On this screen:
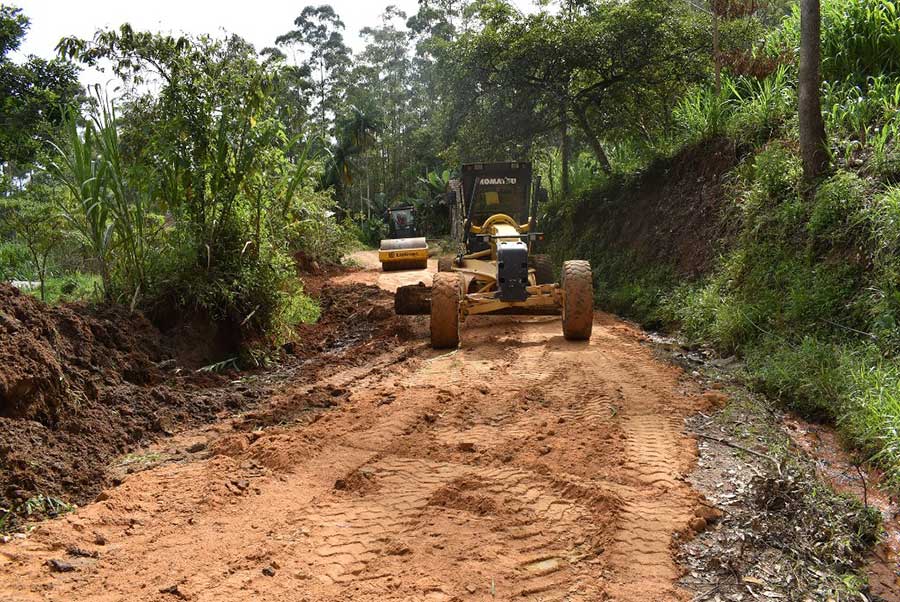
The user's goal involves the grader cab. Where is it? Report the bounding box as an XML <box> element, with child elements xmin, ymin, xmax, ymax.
<box><xmin>396</xmin><ymin>161</ymin><xmax>594</xmax><ymax>349</ymax></box>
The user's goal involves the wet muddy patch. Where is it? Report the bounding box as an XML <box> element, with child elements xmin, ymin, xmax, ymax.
<box><xmin>784</xmin><ymin>416</ymin><xmax>900</xmax><ymax>596</ymax></box>
<box><xmin>644</xmin><ymin>331</ymin><xmax>895</xmax><ymax>598</ymax></box>
<box><xmin>680</xmin><ymin>393</ymin><xmax>886</xmax><ymax>601</ymax></box>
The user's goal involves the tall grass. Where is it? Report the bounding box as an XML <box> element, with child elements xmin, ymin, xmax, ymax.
<box><xmin>727</xmin><ymin>65</ymin><xmax>795</xmax><ymax>141</ymax></box>
<box><xmin>49</xmin><ymin>112</ymin><xmax>115</xmax><ymax>299</ymax></box>
<box><xmin>674</xmin><ymin>85</ymin><xmax>733</xmax><ymax>141</ymax></box>
<box><xmin>674</xmin><ymin>67</ymin><xmax>795</xmax><ymax>146</ymax></box>
<box><xmin>772</xmin><ymin>0</ymin><xmax>900</xmax><ymax>81</ymax></box>
<box><xmin>49</xmin><ymin>91</ymin><xmax>153</xmax><ymax>302</ymax></box>
<box><xmin>821</xmin><ymin>0</ymin><xmax>900</xmax><ymax>82</ymax></box>
<box><xmin>843</xmin><ymin>360</ymin><xmax>900</xmax><ymax>481</ymax></box>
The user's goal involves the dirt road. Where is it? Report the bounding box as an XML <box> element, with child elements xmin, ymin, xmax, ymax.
<box><xmin>1</xmin><ymin>253</ymin><xmax>715</xmax><ymax>601</ymax></box>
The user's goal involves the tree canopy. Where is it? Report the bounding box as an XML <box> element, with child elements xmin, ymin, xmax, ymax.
<box><xmin>0</xmin><ymin>5</ymin><xmax>79</xmax><ymax>172</ymax></box>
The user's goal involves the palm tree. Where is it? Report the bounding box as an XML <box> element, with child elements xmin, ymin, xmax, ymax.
<box><xmin>324</xmin><ymin>105</ymin><xmax>381</xmax><ymax>215</ymax></box>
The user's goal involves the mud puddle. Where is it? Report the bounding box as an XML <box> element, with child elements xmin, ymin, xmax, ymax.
<box><xmin>785</xmin><ymin>416</ymin><xmax>900</xmax><ymax>595</ymax></box>
<box><xmin>645</xmin><ymin>331</ymin><xmax>896</xmax><ymax>598</ymax></box>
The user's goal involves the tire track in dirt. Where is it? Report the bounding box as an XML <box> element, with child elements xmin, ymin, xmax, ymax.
<box><xmin>0</xmin><ymin>261</ymin><xmax>714</xmax><ymax>602</ymax></box>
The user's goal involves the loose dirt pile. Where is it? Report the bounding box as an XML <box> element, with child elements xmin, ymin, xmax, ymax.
<box><xmin>291</xmin><ymin>283</ymin><xmax>415</xmax><ymax>358</ymax></box>
<box><xmin>0</xmin><ymin>284</ymin><xmax>235</xmax><ymax>519</ymax></box>
<box><xmin>0</xmin><ymin>279</ymin><xmax>412</xmax><ymax>526</ymax></box>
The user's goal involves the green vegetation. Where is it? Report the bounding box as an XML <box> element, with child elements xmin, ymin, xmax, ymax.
<box><xmin>0</xmin><ymin>494</ymin><xmax>74</xmax><ymax>532</ymax></box>
<box><xmin>0</xmin><ymin>0</ymin><xmax>720</xmax><ymax>341</ymax></box>
<box><xmin>544</xmin><ymin>0</ymin><xmax>900</xmax><ymax>488</ymax></box>
<box><xmin>1</xmin><ymin>6</ymin><xmax>356</xmax><ymax>351</ymax></box>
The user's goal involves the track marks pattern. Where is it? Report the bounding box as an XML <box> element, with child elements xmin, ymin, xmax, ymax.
<box><xmin>297</xmin><ymin>457</ymin><xmax>611</xmax><ymax>600</ymax></box>
<box><xmin>0</xmin><ymin>306</ymin><xmax>709</xmax><ymax>602</ymax></box>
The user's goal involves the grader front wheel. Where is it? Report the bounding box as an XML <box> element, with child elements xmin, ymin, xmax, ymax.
<box><xmin>430</xmin><ymin>272</ymin><xmax>463</xmax><ymax>349</ymax></box>
<box><xmin>562</xmin><ymin>260</ymin><xmax>594</xmax><ymax>341</ymax></box>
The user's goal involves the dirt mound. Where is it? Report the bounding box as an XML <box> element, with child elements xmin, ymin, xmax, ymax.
<box><xmin>290</xmin><ymin>283</ymin><xmax>414</xmax><ymax>357</ymax></box>
<box><xmin>0</xmin><ymin>285</ymin><xmax>163</xmax><ymax>423</ymax></box>
<box><xmin>0</xmin><ymin>281</ymin><xmax>416</xmax><ymax>527</ymax></box>
<box><xmin>427</xmin><ymin>476</ymin><xmax>499</xmax><ymax>516</ymax></box>
<box><xmin>0</xmin><ymin>284</ymin><xmax>222</xmax><ymax>518</ymax></box>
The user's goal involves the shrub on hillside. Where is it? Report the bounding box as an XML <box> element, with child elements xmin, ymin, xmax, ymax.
<box><xmin>807</xmin><ymin>171</ymin><xmax>869</xmax><ymax>244</ymax></box>
<box><xmin>0</xmin><ymin>242</ymin><xmax>31</xmax><ymax>281</ymax></box>
<box><xmin>773</xmin><ymin>0</ymin><xmax>900</xmax><ymax>82</ymax></box>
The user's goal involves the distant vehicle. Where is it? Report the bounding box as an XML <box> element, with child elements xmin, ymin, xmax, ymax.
<box><xmin>378</xmin><ymin>205</ymin><xmax>429</xmax><ymax>271</ymax></box>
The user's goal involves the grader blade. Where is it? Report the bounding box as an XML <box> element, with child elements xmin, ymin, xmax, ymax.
<box><xmin>394</xmin><ymin>283</ymin><xmax>431</xmax><ymax>315</ymax></box>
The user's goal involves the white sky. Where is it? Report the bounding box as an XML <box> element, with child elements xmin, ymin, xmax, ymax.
<box><xmin>16</xmin><ymin>0</ymin><xmax>535</xmax><ymax>60</ymax></box>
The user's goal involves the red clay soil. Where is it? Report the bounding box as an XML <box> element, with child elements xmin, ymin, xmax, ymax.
<box><xmin>0</xmin><ymin>255</ymin><xmax>720</xmax><ymax>602</ymax></box>
<box><xmin>0</xmin><ymin>283</ymin><xmax>187</xmax><ymax>516</ymax></box>
<box><xmin>0</xmin><ymin>280</ymin><xmax>406</xmax><ymax>527</ymax></box>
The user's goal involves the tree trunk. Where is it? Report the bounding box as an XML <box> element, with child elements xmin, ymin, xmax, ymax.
<box><xmin>573</xmin><ymin>104</ymin><xmax>613</xmax><ymax>174</ymax></box>
<box><xmin>560</xmin><ymin>105</ymin><xmax>571</xmax><ymax>196</ymax></box>
<box><xmin>799</xmin><ymin>0</ymin><xmax>829</xmax><ymax>184</ymax></box>
<box><xmin>28</xmin><ymin>247</ymin><xmax>45</xmax><ymax>302</ymax></box>
<box><xmin>548</xmin><ymin>153</ymin><xmax>556</xmax><ymax>199</ymax></box>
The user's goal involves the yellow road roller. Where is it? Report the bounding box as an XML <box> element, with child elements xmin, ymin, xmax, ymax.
<box><xmin>379</xmin><ymin>205</ymin><xmax>429</xmax><ymax>271</ymax></box>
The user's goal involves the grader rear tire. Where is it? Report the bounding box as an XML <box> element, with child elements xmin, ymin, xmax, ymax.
<box><xmin>562</xmin><ymin>260</ymin><xmax>594</xmax><ymax>341</ymax></box>
<box><xmin>529</xmin><ymin>253</ymin><xmax>554</xmax><ymax>285</ymax></box>
<box><xmin>431</xmin><ymin>272</ymin><xmax>463</xmax><ymax>349</ymax></box>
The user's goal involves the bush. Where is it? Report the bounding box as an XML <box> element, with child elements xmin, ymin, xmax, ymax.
<box><xmin>857</xmin><ymin>186</ymin><xmax>900</xmax><ymax>354</ymax></box>
<box><xmin>747</xmin><ymin>337</ymin><xmax>900</xmax><ymax>486</ymax></box>
<box><xmin>808</xmin><ymin>171</ymin><xmax>868</xmax><ymax>244</ymax></box>
<box><xmin>0</xmin><ymin>242</ymin><xmax>31</xmax><ymax>280</ymax></box>
<box><xmin>278</xmin><ymin>185</ymin><xmax>355</xmax><ymax>264</ymax></box>
<box><xmin>144</xmin><ymin>214</ymin><xmax>319</xmax><ymax>350</ymax></box>
<box><xmin>665</xmin><ymin>279</ymin><xmax>748</xmax><ymax>352</ymax></box>
<box><xmin>750</xmin><ymin>142</ymin><xmax>802</xmax><ymax>202</ymax></box>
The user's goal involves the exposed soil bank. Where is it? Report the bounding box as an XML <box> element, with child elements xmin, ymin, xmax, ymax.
<box><xmin>0</xmin><ymin>278</ymin><xmax>406</xmax><ymax>526</ymax></box>
<box><xmin>549</xmin><ymin>137</ymin><xmax>740</xmax><ymax>280</ymax></box>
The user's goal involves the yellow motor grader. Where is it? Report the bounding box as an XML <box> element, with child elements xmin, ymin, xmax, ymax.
<box><xmin>396</xmin><ymin>162</ymin><xmax>594</xmax><ymax>348</ymax></box>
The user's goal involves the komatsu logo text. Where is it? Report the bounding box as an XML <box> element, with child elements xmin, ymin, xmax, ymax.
<box><xmin>480</xmin><ymin>177</ymin><xmax>517</xmax><ymax>185</ymax></box>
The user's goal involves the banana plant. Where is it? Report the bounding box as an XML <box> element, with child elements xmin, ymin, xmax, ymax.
<box><xmin>418</xmin><ymin>169</ymin><xmax>451</xmax><ymax>197</ymax></box>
